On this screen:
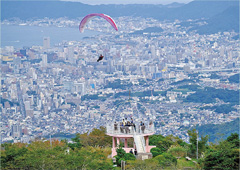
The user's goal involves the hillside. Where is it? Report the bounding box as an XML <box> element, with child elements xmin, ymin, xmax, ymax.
<box><xmin>164</xmin><ymin>0</ymin><xmax>239</xmax><ymax>20</ymax></box>
<box><xmin>192</xmin><ymin>6</ymin><xmax>239</xmax><ymax>34</ymax></box>
<box><xmin>1</xmin><ymin>127</ymin><xmax>239</xmax><ymax>169</ymax></box>
<box><xmin>197</xmin><ymin>118</ymin><xmax>239</xmax><ymax>142</ymax></box>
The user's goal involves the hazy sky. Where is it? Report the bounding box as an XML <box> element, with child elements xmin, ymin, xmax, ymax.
<box><xmin>63</xmin><ymin>0</ymin><xmax>193</xmax><ymax>5</ymax></box>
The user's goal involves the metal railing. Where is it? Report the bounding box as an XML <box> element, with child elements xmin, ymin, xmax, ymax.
<box><xmin>106</xmin><ymin>122</ymin><xmax>155</xmax><ymax>135</ymax></box>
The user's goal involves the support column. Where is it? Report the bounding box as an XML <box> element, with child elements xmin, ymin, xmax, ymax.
<box><xmin>112</xmin><ymin>137</ymin><xmax>117</xmax><ymax>157</ymax></box>
<box><xmin>112</xmin><ymin>137</ymin><xmax>115</xmax><ymax>148</ymax></box>
<box><xmin>124</xmin><ymin>138</ymin><xmax>128</xmax><ymax>148</ymax></box>
<box><xmin>146</xmin><ymin>136</ymin><xmax>149</xmax><ymax>152</ymax></box>
<box><xmin>117</xmin><ymin>137</ymin><xmax>120</xmax><ymax>146</ymax></box>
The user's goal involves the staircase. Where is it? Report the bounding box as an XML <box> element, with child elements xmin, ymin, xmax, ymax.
<box><xmin>134</xmin><ymin>135</ymin><xmax>145</xmax><ymax>153</ymax></box>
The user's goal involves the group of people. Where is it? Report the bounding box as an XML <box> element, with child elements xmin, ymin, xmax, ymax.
<box><xmin>129</xmin><ymin>148</ymin><xmax>137</xmax><ymax>156</ymax></box>
<box><xmin>113</xmin><ymin>118</ymin><xmax>146</xmax><ymax>134</ymax></box>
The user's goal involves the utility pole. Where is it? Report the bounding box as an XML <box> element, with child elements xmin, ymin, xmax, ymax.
<box><xmin>121</xmin><ymin>160</ymin><xmax>125</xmax><ymax>170</ymax></box>
<box><xmin>196</xmin><ymin>130</ymin><xmax>198</xmax><ymax>160</ymax></box>
<box><xmin>50</xmin><ymin>135</ymin><xmax>52</xmax><ymax>148</ymax></box>
<box><xmin>129</xmin><ymin>89</ymin><xmax>131</xmax><ymax>101</ymax></box>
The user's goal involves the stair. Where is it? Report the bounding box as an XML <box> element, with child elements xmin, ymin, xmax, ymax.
<box><xmin>134</xmin><ymin>135</ymin><xmax>145</xmax><ymax>153</ymax></box>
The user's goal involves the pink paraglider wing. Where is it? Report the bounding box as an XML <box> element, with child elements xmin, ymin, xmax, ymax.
<box><xmin>79</xmin><ymin>13</ymin><xmax>118</xmax><ymax>33</ymax></box>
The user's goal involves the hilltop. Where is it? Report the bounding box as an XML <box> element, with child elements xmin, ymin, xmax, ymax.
<box><xmin>1</xmin><ymin>127</ymin><xmax>239</xmax><ymax>169</ymax></box>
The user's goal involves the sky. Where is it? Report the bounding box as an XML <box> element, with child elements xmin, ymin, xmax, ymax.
<box><xmin>63</xmin><ymin>0</ymin><xmax>193</xmax><ymax>5</ymax></box>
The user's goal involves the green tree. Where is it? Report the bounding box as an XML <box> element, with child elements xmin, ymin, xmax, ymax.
<box><xmin>168</xmin><ymin>146</ymin><xmax>187</xmax><ymax>158</ymax></box>
<box><xmin>1</xmin><ymin>143</ymin><xmax>28</xmax><ymax>169</ymax></box>
<box><xmin>14</xmin><ymin>140</ymin><xmax>68</xmax><ymax>169</ymax></box>
<box><xmin>114</xmin><ymin>147</ymin><xmax>126</xmax><ymax>166</ymax></box>
<box><xmin>150</xmin><ymin>147</ymin><xmax>163</xmax><ymax>157</ymax></box>
<box><xmin>80</xmin><ymin>126</ymin><xmax>112</xmax><ymax>147</ymax></box>
<box><xmin>123</xmin><ymin>153</ymin><xmax>136</xmax><ymax>161</ymax></box>
<box><xmin>149</xmin><ymin>134</ymin><xmax>165</xmax><ymax>146</ymax></box>
<box><xmin>68</xmin><ymin>133</ymin><xmax>82</xmax><ymax>150</ymax></box>
<box><xmin>188</xmin><ymin>129</ymin><xmax>208</xmax><ymax>158</ymax></box>
<box><xmin>226</xmin><ymin>133</ymin><xmax>240</xmax><ymax>149</ymax></box>
<box><xmin>1</xmin><ymin>128</ymin><xmax>114</xmax><ymax>170</ymax></box>
<box><xmin>154</xmin><ymin>153</ymin><xmax>177</xmax><ymax>168</ymax></box>
<box><xmin>126</xmin><ymin>159</ymin><xmax>160</xmax><ymax>170</ymax></box>
<box><xmin>204</xmin><ymin>141</ymin><xmax>239</xmax><ymax>170</ymax></box>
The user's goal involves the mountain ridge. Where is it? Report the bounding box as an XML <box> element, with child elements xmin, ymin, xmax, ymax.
<box><xmin>1</xmin><ymin>0</ymin><xmax>239</xmax><ymax>34</ymax></box>
<box><xmin>2</xmin><ymin>0</ymin><xmax>239</xmax><ymax>20</ymax></box>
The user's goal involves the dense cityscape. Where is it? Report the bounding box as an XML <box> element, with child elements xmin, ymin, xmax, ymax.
<box><xmin>1</xmin><ymin>16</ymin><xmax>239</xmax><ymax>144</ymax></box>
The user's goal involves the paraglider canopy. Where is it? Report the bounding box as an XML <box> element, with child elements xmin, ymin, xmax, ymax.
<box><xmin>79</xmin><ymin>13</ymin><xmax>118</xmax><ymax>33</ymax></box>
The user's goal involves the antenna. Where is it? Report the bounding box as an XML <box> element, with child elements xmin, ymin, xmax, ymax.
<box><xmin>129</xmin><ymin>89</ymin><xmax>131</xmax><ymax>101</ymax></box>
<box><xmin>50</xmin><ymin>135</ymin><xmax>52</xmax><ymax>148</ymax></box>
<box><xmin>197</xmin><ymin>130</ymin><xmax>198</xmax><ymax>160</ymax></box>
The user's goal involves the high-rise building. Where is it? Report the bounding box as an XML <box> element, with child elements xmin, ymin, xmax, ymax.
<box><xmin>151</xmin><ymin>45</ymin><xmax>156</xmax><ymax>58</ymax></box>
<box><xmin>74</xmin><ymin>82</ymin><xmax>85</xmax><ymax>95</ymax></box>
<box><xmin>42</xmin><ymin>54</ymin><xmax>48</xmax><ymax>67</ymax></box>
<box><xmin>43</xmin><ymin>37</ymin><xmax>50</xmax><ymax>49</ymax></box>
<box><xmin>11</xmin><ymin>124</ymin><xmax>22</xmax><ymax>138</ymax></box>
<box><xmin>20</xmin><ymin>49</ymin><xmax>27</xmax><ymax>56</ymax></box>
<box><xmin>63</xmin><ymin>81</ymin><xmax>74</xmax><ymax>92</ymax></box>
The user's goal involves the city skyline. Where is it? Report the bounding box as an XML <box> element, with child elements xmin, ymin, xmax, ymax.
<box><xmin>1</xmin><ymin>0</ymin><xmax>239</xmax><ymax>145</ymax></box>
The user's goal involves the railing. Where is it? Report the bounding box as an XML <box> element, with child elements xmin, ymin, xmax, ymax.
<box><xmin>106</xmin><ymin>122</ymin><xmax>155</xmax><ymax>135</ymax></box>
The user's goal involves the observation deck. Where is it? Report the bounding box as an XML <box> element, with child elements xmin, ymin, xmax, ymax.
<box><xmin>106</xmin><ymin>122</ymin><xmax>156</xmax><ymax>160</ymax></box>
<box><xmin>106</xmin><ymin>122</ymin><xmax>155</xmax><ymax>137</ymax></box>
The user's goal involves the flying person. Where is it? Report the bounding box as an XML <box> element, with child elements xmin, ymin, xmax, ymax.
<box><xmin>97</xmin><ymin>54</ymin><xmax>104</xmax><ymax>62</ymax></box>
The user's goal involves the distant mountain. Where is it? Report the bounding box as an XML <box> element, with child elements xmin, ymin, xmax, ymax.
<box><xmin>1</xmin><ymin>1</ymin><xmax>166</xmax><ymax>19</ymax></box>
<box><xmin>1</xmin><ymin>0</ymin><xmax>238</xmax><ymax>20</ymax></box>
<box><xmin>1</xmin><ymin>0</ymin><xmax>239</xmax><ymax>34</ymax></box>
<box><xmin>192</xmin><ymin>6</ymin><xmax>239</xmax><ymax>34</ymax></box>
<box><xmin>162</xmin><ymin>0</ymin><xmax>239</xmax><ymax>20</ymax></box>
<box><xmin>165</xmin><ymin>2</ymin><xmax>185</xmax><ymax>8</ymax></box>
<box><xmin>197</xmin><ymin>118</ymin><xmax>239</xmax><ymax>143</ymax></box>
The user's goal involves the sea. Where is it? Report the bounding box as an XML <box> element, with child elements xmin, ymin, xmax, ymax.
<box><xmin>1</xmin><ymin>24</ymin><xmax>105</xmax><ymax>48</ymax></box>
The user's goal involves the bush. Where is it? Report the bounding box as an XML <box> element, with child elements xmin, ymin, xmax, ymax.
<box><xmin>124</xmin><ymin>153</ymin><xmax>136</xmax><ymax>161</ymax></box>
<box><xmin>168</xmin><ymin>146</ymin><xmax>187</xmax><ymax>158</ymax></box>
<box><xmin>150</xmin><ymin>147</ymin><xmax>163</xmax><ymax>157</ymax></box>
<box><xmin>154</xmin><ymin>153</ymin><xmax>177</xmax><ymax>167</ymax></box>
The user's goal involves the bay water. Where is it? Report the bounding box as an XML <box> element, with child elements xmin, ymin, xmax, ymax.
<box><xmin>1</xmin><ymin>24</ymin><xmax>104</xmax><ymax>48</ymax></box>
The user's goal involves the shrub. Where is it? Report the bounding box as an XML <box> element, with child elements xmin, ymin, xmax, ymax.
<box><xmin>150</xmin><ymin>147</ymin><xmax>163</xmax><ymax>157</ymax></box>
<box><xmin>168</xmin><ymin>146</ymin><xmax>187</xmax><ymax>158</ymax></box>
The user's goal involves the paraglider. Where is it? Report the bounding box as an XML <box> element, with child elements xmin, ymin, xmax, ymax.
<box><xmin>97</xmin><ymin>54</ymin><xmax>104</xmax><ymax>62</ymax></box>
<box><xmin>79</xmin><ymin>13</ymin><xmax>118</xmax><ymax>33</ymax></box>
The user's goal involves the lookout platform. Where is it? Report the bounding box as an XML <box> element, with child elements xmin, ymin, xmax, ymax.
<box><xmin>106</xmin><ymin>122</ymin><xmax>156</xmax><ymax>160</ymax></box>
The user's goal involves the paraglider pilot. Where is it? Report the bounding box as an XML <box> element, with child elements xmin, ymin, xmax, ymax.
<box><xmin>97</xmin><ymin>54</ymin><xmax>104</xmax><ymax>62</ymax></box>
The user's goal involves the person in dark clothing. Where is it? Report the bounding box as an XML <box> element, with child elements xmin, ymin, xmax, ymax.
<box><xmin>120</xmin><ymin>122</ymin><xmax>124</xmax><ymax>133</ymax></box>
<box><xmin>125</xmin><ymin>126</ymin><xmax>129</xmax><ymax>134</ymax></box>
<box><xmin>130</xmin><ymin>149</ymin><xmax>133</xmax><ymax>154</ymax></box>
<box><xmin>134</xmin><ymin>148</ymin><xmax>137</xmax><ymax>156</ymax></box>
<box><xmin>133</xmin><ymin>123</ymin><xmax>136</xmax><ymax>132</ymax></box>
<box><xmin>131</xmin><ymin>118</ymin><xmax>134</xmax><ymax>124</ymax></box>
<box><xmin>97</xmin><ymin>54</ymin><xmax>104</xmax><ymax>62</ymax></box>
<box><xmin>114</xmin><ymin>122</ymin><xmax>118</xmax><ymax>131</ymax></box>
<box><xmin>141</xmin><ymin>123</ymin><xmax>145</xmax><ymax>133</ymax></box>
